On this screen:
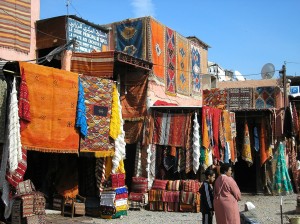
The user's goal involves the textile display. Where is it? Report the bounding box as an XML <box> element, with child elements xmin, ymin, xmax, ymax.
<box><xmin>0</xmin><ymin>0</ymin><xmax>31</xmax><ymax>53</ymax></box>
<box><xmin>272</xmin><ymin>142</ymin><xmax>293</xmax><ymax>195</ymax></box>
<box><xmin>180</xmin><ymin>191</ymin><xmax>197</xmax><ymax>205</ymax></box>
<box><xmin>76</xmin><ymin>78</ymin><xmax>87</xmax><ymax>137</ymax></box>
<box><xmin>177</xmin><ymin>148</ymin><xmax>186</xmax><ymax>173</ymax></box>
<box><xmin>131</xmin><ymin>177</ymin><xmax>148</xmax><ymax>193</ymax></box>
<box><xmin>202</xmin><ymin>106</ymin><xmax>211</xmax><ymax>150</ymax></box>
<box><xmin>190</xmin><ymin>44</ymin><xmax>201</xmax><ymax>97</ymax></box>
<box><xmin>242</xmin><ymin>122</ymin><xmax>253</xmax><ymax>167</ymax></box>
<box><xmin>115</xmin><ymin>198</ymin><xmax>128</xmax><ymax>207</ymax></box>
<box><xmin>21</xmin><ymin>194</ymin><xmax>34</xmax><ymax>217</ymax></box>
<box><xmin>185</xmin><ymin>147</ymin><xmax>193</xmax><ymax>174</ymax></box>
<box><xmin>182</xmin><ymin>180</ymin><xmax>200</xmax><ymax>193</ymax></box>
<box><xmin>292</xmin><ymin>103</ymin><xmax>299</xmax><ymax>134</ymax></box>
<box><xmin>110</xmin><ymin>173</ymin><xmax>125</xmax><ymax>188</ymax></box>
<box><xmin>222</xmin><ymin>110</ymin><xmax>234</xmax><ymax>162</ymax></box>
<box><xmin>100</xmin><ymin>191</ymin><xmax>116</xmax><ymax>207</ymax></box>
<box><xmin>162</xmin><ymin>191</ymin><xmax>180</xmax><ymax>203</ymax></box>
<box><xmin>192</xmin><ymin>112</ymin><xmax>200</xmax><ymax>174</ymax></box>
<box><xmin>80</xmin><ymin>75</ymin><xmax>114</xmax><ymax>156</ymax></box>
<box><xmin>149</xmin><ymin>18</ymin><xmax>165</xmax><ymax>82</ymax></box>
<box><xmin>32</xmin><ymin>192</ymin><xmax>46</xmax><ymax>215</ymax></box>
<box><xmin>19</xmin><ymin>62</ymin><xmax>79</xmax><ymax>153</ymax></box>
<box><xmin>16</xmin><ymin>179</ymin><xmax>35</xmax><ymax>196</ymax></box>
<box><xmin>11</xmin><ymin>199</ymin><xmax>22</xmax><ymax>224</ymax></box>
<box><xmin>149</xmin><ymin>144</ymin><xmax>156</xmax><ymax>189</ymax></box>
<box><xmin>254</xmin><ymin>86</ymin><xmax>277</xmax><ymax>109</ymax></box>
<box><xmin>95</xmin><ymin>157</ymin><xmax>106</xmax><ymax>193</ymax></box>
<box><xmin>149</xmin><ymin>189</ymin><xmax>165</xmax><ymax>202</ymax></box>
<box><xmin>176</xmin><ymin>33</ymin><xmax>190</xmax><ymax>96</ymax></box>
<box><xmin>165</xmin><ymin>27</ymin><xmax>176</xmax><ymax>95</ymax></box>
<box><xmin>167</xmin><ymin>180</ymin><xmax>181</xmax><ymax>191</ymax></box>
<box><xmin>116</xmin><ymin>204</ymin><xmax>128</xmax><ymax>212</ymax></box>
<box><xmin>149</xmin><ymin>201</ymin><xmax>164</xmax><ymax>211</ymax></box>
<box><xmin>134</xmin><ymin>142</ymin><xmax>142</xmax><ymax>177</ymax></box>
<box><xmin>115</xmin><ymin>192</ymin><xmax>128</xmax><ymax>200</ymax></box>
<box><xmin>123</xmin><ymin>120</ymin><xmax>144</xmax><ymax>144</ymax></box>
<box><xmin>115</xmin><ymin>19</ymin><xmax>146</xmax><ymax>59</ymax></box>
<box><xmin>120</xmin><ymin>73</ymin><xmax>148</xmax><ymax>120</ymax></box>
<box><xmin>203</xmin><ymin>89</ymin><xmax>227</xmax><ymax>107</ymax></box>
<box><xmin>227</xmin><ymin>88</ymin><xmax>253</xmax><ymax>110</ymax></box>
<box><xmin>70</xmin><ymin>52</ymin><xmax>114</xmax><ymax>79</ymax></box>
<box><xmin>112</xmin><ymin>210</ymin><xmax>127</xmax><ymax>218</ymax></box>
<box><xmin>142</xmin><ymin>114</ymin><xmax>154</xmax><ymax>146</ymax></box>
<box><xmin>212</xmin><ymin>108</ymin><xmax>222</xmax><ymax>160</ymax></box>
<box><xmin>260</xmin><ymin>118</ymin><xmax>272</xmax><ymax>166</ymax></box>
<box><xmin>0</xmin><ymin>78</ymin><xmax>7</xmax><ymax>143</ymax></box>
<box><xmin>253</xmin><ymin>124</ymin><xmax>259</xmax><ymax>152</ymax></box>
<box><xmin>128</xmin><ymin>200</ymin><xmax>144</xmax><ymax>210</ymax></box>
<box><xmin>165</xmin><ymin>202</ymin><xmax>180</xmax><ymax>212</ymax></box>
<box><xmin>152</xmin><ymin>179</ymin><xmax>168</xmax><ymax>190</ymax></box>
<box><xmin>163</xmin><ymin>147</ymin><xmax>176</xmax><ymax>171</ymax></box>
<box><xmin>109</xmin><ymin>84</ymin><xmax>121</xmax><ymax>140</ymax></box>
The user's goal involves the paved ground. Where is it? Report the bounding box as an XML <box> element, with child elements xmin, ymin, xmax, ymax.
<box><xmin>44</xmin><ymin>193</ymin><xmax>299</xmax><ymax>224</ymax></box>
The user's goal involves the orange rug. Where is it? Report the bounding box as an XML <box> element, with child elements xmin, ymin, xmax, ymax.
<box><xmin>19</xmin><ymin>62</ymin><xmax>79</xmax><ymax>153</ymax></box>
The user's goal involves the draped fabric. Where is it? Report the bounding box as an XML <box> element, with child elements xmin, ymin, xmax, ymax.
<box><xmin>185</xmin><ymin>147</ymin><xmax>193</xmax><ymax>174</ymax></box>
<box><xmin>176</xmin><ymin>33</ymin><xmax>190</xmax><ymax>96</ymax></box>
<box><xmin>212</xmin><ymin>108</ymin><xmax>221</xmax><ymax>160</ymax></box>
<box><xmin>18</xmin><ymin>67</ymin><xmax>30</xmax><ymax>132</ymax></box>
<box><xmin>0</xmin><ymin>0</ymin><xmax>31</xmax><ymax>53</ymax></box>
<box><xmin>190</xmin><ymin>44</ymin><xmax>201</xmax><ymax>97</ymax></box>
<box><xmin>149</xmin><ymin>144</ymin><xmax>156</xmax><ymax>189</ymax></box>
<box><xmin>120</xmin><ymin>73</ymin><xmax>148</xmax><ymax>120</ymax></box>
<box><xmin>253</xmin><ymin>124</ymin><xmax>259</xmax><ymax>152</ymax></box>
<box><xmin>0</xmin><ymin>78</ymin><xmax>7</xmax><ymax>143</ymax></box>
<box><xmin>260</xmin><ymin>118</ymin><xmax>272</xmax><ymax>166</ymax></box>
<box><xmin>80</xmin><ymin>76</ymin><xmax>114</xmax><ymax>156</ymax></box>
<box><xmin>292</xmin><ymin>103</ymin><xmax>299</xmax><ymax>134</ymax></box>
<box><xmin>20</xmin><ymin>62</ymin><xmax>79</xmax><ymax>153</ymax></box>
<box><xmin>142</xmin><ymin>114</ymin><xmax>154</xmax><ymax>146</ymax></box>
<box><xmin>115</xmin><ymin>19</ymin><xmax>146</xmax><ymax>59</ymax></box>
<box><xmin>272</xmin><ymin>142</ymin><xmax>293</xmax><ymax>195</ymax></box>
<box><xmin>109</xmin><ymin>84</ymin><xmax>121</xmax><ymax>140</ymax></box>
<box><xmin>178</xmin><ymin>147</ymin><xmax>186</xmax><ymax>173</ymax></box>
<box><xmin>150</xmin><ymin>18</ymin><xmax>165</xmax><ymax>82</ymax></box>
<box><xmin>202</xmin><ymin>106</ymin><xmax>210</xmax><ymax>149</ymax></box>
<box><xmin>165</xmin><ymin>27</ymin><xmax>176</xmax><ymax>95</ymax></box>
<box><xmin>230</xmin><ymin>112</ymin><xmax>237</xmax><ymax>161</ymax></box>
<box><xmin>203</xmin><ymin>89</ymin><xmax>227</xmax><ymax>107</ymax></box>
<box><xmin>222</xmin><ymin>110</ymin><xmax>234</xmax><ymax>162</ymax></box>
<box><xmin>123</xmin><ymin>120</ymin><xmax>144</xmax><ymax>144</ymax></box>
<box><xmin>76</xmin><ymin>78</ymin><xmax>87</xmax><ymax>137</ymax></box>
<box><xmin>242</xmin><ymin>121</ymin><xmax>253</xmax><ymax>167</ymax></box>
<box><xmin>134</xmin><ymin>142</ymin><xmax>142</xmax><ymax>177</ymax></box>
<box><xmin>95</xmin><ymin>157</ymin><xmax>106</xmax><ymax>193</ymax></box>
<box><xmin>192</xmin><ymin>113</ymin><xmax>200</xmax><ymax>174</ymax></box>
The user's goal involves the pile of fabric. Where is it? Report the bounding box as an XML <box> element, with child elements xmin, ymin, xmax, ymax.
<box><xmin>128</xmin><ymin>177</ymin><xmax>148</xmax><ymax>210</ymax></box>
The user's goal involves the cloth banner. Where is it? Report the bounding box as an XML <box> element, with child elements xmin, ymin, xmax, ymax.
<box><xmin>0</xmin><ymin>0</ymin><xmax>31</xmax><ymax>53</ymax></box>
<box><xmin>190</xmin><ymin>44</ymin><xmax>201</xmax><ymax>96</ymax></box>
<box><xmin>80</xmin><ymin>75</ymin><xmax>114</xmax><ymax>156</ymax></box>
<box><xmin>19</xmin><ymin>62</ymin><xmax>79</xmax><ymax>153</ymax></box>
<box><xmin>115</xmin><ymin>18</ymin><xmax>146</xmax><ymax>59</ymax></box>
<box><xmin>254</xmin><ymin>86</ymin><xmax>277</xmax><ymax>109</ymax></box>
<box><xmin>165</xmin><ymin>27</ymin><xmax>176</xmax><ymax>95</ymax></box>
<box><xmin>176</xmin><ymin>33</ymin><xmax>190</xmax><ymax>96</ymax></box>
<box><xmin>149</xmin><ymin>18</ymin><xmax>165</xmax><ymax>82</ymax></box>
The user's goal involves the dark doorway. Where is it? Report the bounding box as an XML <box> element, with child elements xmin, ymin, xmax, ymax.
<box><xmin>124</xmin><ymin>144</ymin><xmax>137</xmax><ymax>192</ymax></box>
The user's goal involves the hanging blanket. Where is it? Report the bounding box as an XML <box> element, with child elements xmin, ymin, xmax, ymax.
<box><xmin>176</xmin><ymin>33</ymin><xmax>190</xmax><ymax>96</ymax></box>
<box><xmin>203</xmin><ymin>89</ymin><xmax>227</xmax><ymax>107</ymax></box>
<box><xmin>162</xmin><ymin>191</ymin><xmax>180</xmax><ymax>203</ymax></box>
<box><xmin>165</xmin><ymin>27</ymin><xmax>176</xmax><ymax>95</ymax></box>
<box><xmin>76</xmin><ymin>78</ymin><xmax>87</xmax><ymax>137</ymax></box>
<box><xmin>149</xmin><ymin>18</ymin><xmax>165</xmax><ymax>82</ymax></box>
<box><xmin>115</xmin><ymin>18</ymin><xmax>146</xmax><ymax>59</ymax></box>
<box><xmin>123</xmin><ymin>120</ymin><xmax>144</xmax><ymax>144</ymax></box>
<box><xmin>190</xmin><ymin>44</ymin><xmax>201</xmax><ymax>97</ymax></box>
<box><xmin>19</xmin><ymin>62</ymin><xmax>79</xmax><ymax>153</ymax></box>
<box><xmin>227</xmin><ymin>88</ymin><xmax>253</xmax><ymax>110</ymax></box>
<box><xmin>242</xmin><ymin>121</ymin><xmax>253</xmax><ymax>167</ymax></box>
<box><xmin>80</xmin><ymin>75</ymin><xmax>114</xmax><ymax>156</ymax></box>
<box><xmin>254</xmin><ymin>86</ymin><xmax>277</xmax><ymax>109</ymax></box>
<box><xmin>0</xmin><ymin>0</ymin><xmax>31</xmax><ymax>53</ymax></box>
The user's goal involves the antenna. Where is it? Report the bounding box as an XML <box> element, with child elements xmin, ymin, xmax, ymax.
<box><xmin>261</xmin><ymin>63</ymin><xmax>275</xmax><ymax>79</ymax></box>
<box><xmin>66</xmin><ymin>0</ymin><xmax>70</xmax><ymax>16</ymax></box>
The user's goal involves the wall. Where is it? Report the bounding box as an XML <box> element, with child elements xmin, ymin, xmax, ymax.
<box><xmin>0</xmin><ymin>0</ymin><xmax>39</xmax><ymax>61</ymax></box>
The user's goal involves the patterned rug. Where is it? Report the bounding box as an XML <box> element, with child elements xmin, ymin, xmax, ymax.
<box><xmin>227</xmin><ymin>88</ymin><xmax>253</xmax><ymax>110</ymax></box>
<box><xmin>254</xmin><ymin>86</ymin><xmax>276</xmax><ymax>109</ymax></box>
<box><xmin>203</xmin><ymin>88</ymin><xmax>227</xmax><ymax>107</ymax></box>
<box><xmin>165</xmin><ymin>27</ymin><xmax>176</xmax><ymax>95</ymax></box>
<box><xmin>176</xmin><ymin>33</ymin><xmax>190</xmax><ymax>96</ymax></box>
<box><xmin>190</xmin><ymin>44</ymin><xmax>201</xmax><ymax>97</ymax></box>
<box><xmin>80</xmin><ymin>75</ymin><xmax>114</xmax><ymax>156</ymax></box>
<box><xmin>0</xmin><ymin>0</ymin><xmax>31</xmax><ymax>53</ymax></box>
<box><xmin>19</xmin><ymin>62</ymin><xmax>80</xmax><ymax>153</ymax></box>
<box><xmin>115</xmin><ymin>18</ymin><xmax>146</xmax><ymax>59</ymax></box>
<box><xmin>149</xmin><ymin>18</ymin><xmax>165</xmax><ymax>82</ymax></box>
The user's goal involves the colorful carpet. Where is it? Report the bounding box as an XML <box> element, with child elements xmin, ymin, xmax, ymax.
<box><xmin>190</xmin><ymin>44</ymin><xmax>201</xmax><ymax>96</ymax></box>
<box><xmin>176</xmin><ymin>33</ymin><xmax>190</xmax><ymax>96</ymax></box>
<box><xmin>150</xmin><ymin>18</ymin><xmax>165</xmax><ymax>82</ymax></box>
<box><xmin>0</xmin><ymin>0</ymin><xmax>31</xmax><ymax>53</ymax></box>
<box><xmin>115</xmin><ymin>18</ymin><xmax>146</xmax><ymax>59</ymax></box>
<box><xmin>254</xmin><ymin>86</ymin><xmax>276</xmax><ymax>109</ymax></box>
<box><xmin>80</xmin><ymin>75</ymin><xmax>114</xmax><ymax>156</ymax></box>
<box><xmin>203</xmin><ymin>88</ymin><xmax>227</xmax><ymax>107</ymax></box>
<box><xmin>165</xmin><ymin>27</ymin><xmax>176</xmax><ymax>95</ymax></box>
<box><xmin>19</xmin><ymin>62</ymin><xmax>79</xmax><ymax>153</ymax></box>
<box><xmin>227</xmin><ymin>88</ymin><xmax>253</xmax><ymax>110</ymax></box>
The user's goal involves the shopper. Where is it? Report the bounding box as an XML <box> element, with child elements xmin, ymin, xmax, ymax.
<box><xmin>213</xmin><ymin>163</ymin><xmax>241</xmax><ymax>224</ymax></box>
<box><xmin>200</xmin><ymin>168</ymin><xmax>216</xmax><ymax>224</ymax></box>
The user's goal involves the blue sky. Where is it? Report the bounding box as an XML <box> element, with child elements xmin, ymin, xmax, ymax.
<box><xmin>40</xmin><ymin>0</ymin><xmax>300</xmax><ymax>80</ymax></box>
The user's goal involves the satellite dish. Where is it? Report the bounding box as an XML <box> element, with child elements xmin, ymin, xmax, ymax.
<box><xmin>261</xmin><ymin>63</ymin><xmax>275</xmax><ymax>79</ymax></box>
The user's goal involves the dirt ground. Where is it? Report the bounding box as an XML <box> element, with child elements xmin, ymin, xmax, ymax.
<box><xmin>43</xmin><ymin>193</ymin><xmax>300</xmax><ymax>224</ymax></box>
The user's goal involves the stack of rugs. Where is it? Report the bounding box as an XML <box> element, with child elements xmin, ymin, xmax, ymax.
<box><xmin>148</xmin><ymin>179</ymin><xmax>201</xmax><ymax>213</ymax></box>
<box><xmin>128</xmin><ymin>177</ymin><xmax>149</xmax><ymax>210</ymax></box>
<box><xmin>11</xmin><ymin>180</ymin><xmax>46</xmax><ymax>224</ymax></box>
<box><xmin>99</xmin><ymin>173</ymin><xmax>128</xmax><ymax>219</ymax></box>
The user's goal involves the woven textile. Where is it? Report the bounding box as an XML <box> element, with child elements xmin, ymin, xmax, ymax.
<box><xmin>128</xmin><ymin>200</ymin><xmax>144</xmax><ymax>210</ymax></box>
<box><xmin>123</xmin><ymin>120</ymin><xmax>144</xmax><ymax>144</ymax></box>
<box><xmin>177</xmin><ymin>148</ymin><xmax>186</xmax><ymax>173</ymax></box>
<box><xmin>162</xmin><ymin>191</ymin><xmax>180</xmax><ymax>203</ymax></box>
<box><xmin>182</xmin><ymin>180</ymin><xmax>200</xmax><ymax>193</ymax></box>
<box><xmin>21</xmin><ymin>194</ymin><xmax>34</xmax><ymax>217</ymax></box>
<box><xmin>0</xmin><ymin>78</ymin><xmax>7</xmax><ymax>143</ymax></box>
<box><xmin>0</xmin><ymin>0</ymin><xmax>31</xmax><ymax>53</ymax></box>
<box><xmin>254</xmin><ymin>86</ymin><xmax>277</xmax><ymax>109</ymax></box>
<box><xmin>76</xmin><ymin>78</ymin><xmax>87</xmax><ymax>137</ymax></box>
<box><xmin>149</xmin><ymin>201</ymin><xmax>164</xmax><ymax>211</ymax></box>
<box><xmin>6</xmin><ymin>148</ymin><xmax>27</xmax><ymax>187</ymax></box>
<box><xmin>152</xmin><ymin>179</ymin><xmax>168</xmax><ymax>190</ymax></box>
<box><xmin>190</xmin><ymin>44</ymin><xmax>201</xmax><ymax>96</ymax></box>
<box><xmin>131</xmin><ymin>177</ymin><xmax>148</xmax><ymax>193</ymax></box>
<box><xmin>19</xmin><ymin>62</ymin><xmax>79</xmax><ymax>153</ymax></box>
<box><xmin>150</xmin><ymin>18</ymin><xmax>165</xmax><ymax>82</ymax></box>
<box><xmin>203</xmin><ymin>89</ymin><xmax>227</xmax><ymax>107</ymax></box>
<box><xmin>176</xmin><ymin>33</ymin><xmax>190</xmax><ymax>96</ymax></box>
<box><xmin>80</xmin><ymin>76</ymin><xmax>114</xmax><ymax>156</ymax></box>
<box><xmin>115</xmin><ymin>18</ymin><xmax>146</xmax><ymax>59</ymax></box>
<box><xmin>71</xmin><ymin>52</ymin><xmax>114</xmax><ymax>78</ymax></box>
<box><xmin>167</xmin><ymin>180</ymin><xmax>181</xmax><ymax>191</ymax></box>
<box><xmin>165</xmin><ymin>27</ymin><xmax>176</xmax><ymax>95</ymax></box>
<box><xmin>242</xmin><ymin>122</ymin><xmax>253</xmax><ymax>167</ymax></box>
<box><xmin>142</xmin><ymin>114</ymin><xmax>154</xmax><ymax>146</ymax></box>
<box><xmin>185</xmin><ymin>147</ymin><xmax>193</xmax><ymax>174</ymax></box>
<box><xmin>149</xmin><ymin>189</ymin><xmax>165</xmax><ymax>202</ymax></box>
<box><xmin>227</xmin><ymin>88</ymin><xmax>253</xmax><ymax>110</ymax></box>
<box><xmin>129</xmin><ymin>192</ymin><xmax>144</xmax><ymax>202</ymax></box>
<box><xmin>115</xmin><ymin>192</ymin><xmax>128</xmax><ymax>200</ymax></box>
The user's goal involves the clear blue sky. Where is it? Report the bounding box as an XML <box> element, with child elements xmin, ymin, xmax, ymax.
<box><xmin>40</xmin><ymin>0</ymin><xmax>300</xmax><ymax>80</ymax></box>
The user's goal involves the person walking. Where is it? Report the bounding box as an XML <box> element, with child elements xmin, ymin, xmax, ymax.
<box><xmin>213</xmin><ymin>163</ymin><xmax>241</xmax><ymax>224</ymax></box>
<box><xmin>199</xmin><ymin>168</ymin><xmax>215</xmax><ymax>224</ymax></box>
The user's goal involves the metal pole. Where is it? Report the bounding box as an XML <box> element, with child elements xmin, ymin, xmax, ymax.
<box><xmin>282</xmin><ymin>65</ymin><xmax>287</xmax><ymax>109</ymax></box>
<box><xmin>280</xmin><ymin>196</ymin><xmax>283</xmax><ymax>224</ymax></box>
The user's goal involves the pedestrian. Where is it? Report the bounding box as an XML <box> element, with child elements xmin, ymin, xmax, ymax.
<box><xmin>213</xmin><ymin>163</ymin><xmax>241</xmax><ymax>224</ymax></box>
<box><xmin>199</xmin><ymin>168</ymin><xmax>215</xmax><ymax>224</ymax></box>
